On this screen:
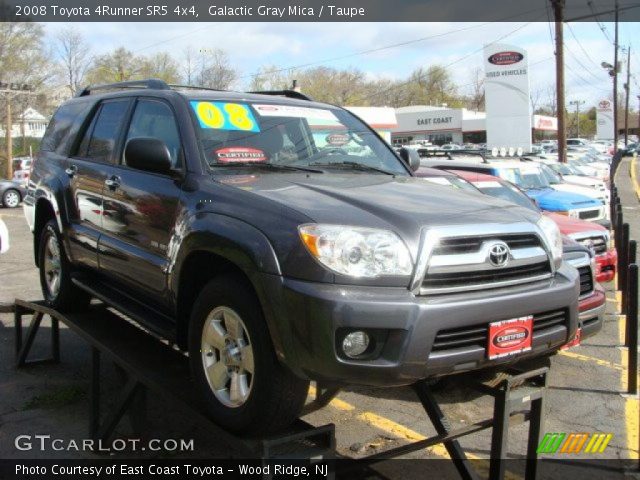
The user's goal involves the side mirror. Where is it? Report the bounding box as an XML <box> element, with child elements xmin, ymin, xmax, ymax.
<box><xmin>398</xmin><ymin>147</ymin><xmax>421</xmax><ymax>172</ymax></box>
<box><xmin>124</xmin><ymin>137</ymin><xmax>173</xmax><ymax>175</ymax></box>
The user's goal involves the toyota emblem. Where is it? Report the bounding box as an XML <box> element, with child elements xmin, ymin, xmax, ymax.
<box><xmin>488</xmin><ymin>241</ymin><xmax>510</xmax><ymax>267</ymax></box>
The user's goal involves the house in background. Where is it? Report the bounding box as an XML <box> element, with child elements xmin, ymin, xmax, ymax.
<box><xmin>0</xmin><ymin>107</ymin><xmax>49</xmax><ymax>139</ymax></box>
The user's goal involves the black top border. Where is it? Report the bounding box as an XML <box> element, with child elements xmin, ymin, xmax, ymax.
<box><xmin>1</xmin><ymin>0</ymin><xmax>639</xmax><ymax>22</ymax></box>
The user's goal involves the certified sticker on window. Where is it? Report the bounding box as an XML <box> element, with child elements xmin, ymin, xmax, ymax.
<box><xmin>215</xmin><ymin>147</ymin><xmax>267</xmax><ymax>163</ymax></box>
<box><xmin>191</xmin><ymin>101</ymin><xmax>260</xmax><ymax>132</ymax></box>
<box><xmin>252</xmin><ymin>104</ymin><xmax>338</xmax><ymax>121</ymax></box>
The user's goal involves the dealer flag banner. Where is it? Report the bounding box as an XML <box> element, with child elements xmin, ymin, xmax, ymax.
<box><xmin>596</xmin><ymin>99</ymin><xmax>614</xmax><ymax>141</ymax></box>
<box><xmin>484</xmin><ymin>43</ymin><xmax>532</xmax><ymax>153</ymax></box>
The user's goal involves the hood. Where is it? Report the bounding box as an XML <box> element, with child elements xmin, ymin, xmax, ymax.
<box><xmin>562</xmin><ymin>175</ymin><xmax>602</xmax><ymax>187</ymax></box>
<box><xmin>525</xmin><ymin>187</ymin><xmax>601</xmax><ymax>212</ymax></box>
<box><xmin>551</xmin><ymin>183</ymin><xmax>606</xmax><ymax>200</ymax></box>
<box><xmin>545</xmin><ymin>212</ymin><xmax>606</xmax><ymax>236</ymax></box>
<box><xmin>214</xmin><ymin>172</ymin><xmax>539</xmax><ymax>237</ymax></box>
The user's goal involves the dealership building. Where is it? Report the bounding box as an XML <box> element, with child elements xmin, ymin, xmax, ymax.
<box><xmin>389</xmin><ymin>105</ymin><xmax>558</xmax><ymax>146</ymax></box>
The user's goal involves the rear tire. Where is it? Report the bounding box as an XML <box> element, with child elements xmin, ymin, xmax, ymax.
<box><xmin>188</xmin><ymin>275</ymin><xmax>309</xmax><ymax>435</ymax></box>
<box><xmin>38</xmin><ymin>220</ymin><xmax>91</xmax><ymax>312</ymax></box>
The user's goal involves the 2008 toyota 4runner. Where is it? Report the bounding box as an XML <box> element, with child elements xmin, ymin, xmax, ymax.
<box><xmin>24</xmin><ymin>80</ymin><xmax>579</xmax><ymax>435</ymax></box>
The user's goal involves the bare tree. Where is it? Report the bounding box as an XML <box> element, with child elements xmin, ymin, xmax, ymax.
<box><xmin>195</xmin><ymin>49</ymin><xmax>237</xmax><ymax>90</ymax></box>
<box><xmin>249</xmin><ymin>65</ymin><xmax>295</xmax><ymax>91</ymax></box>
<box><xmin>55</xmin><ymin>26</ymin><xmax>91</xmax><ymax>96</ymax></box>
<box><xmin>183</xmin><ymin>46</ymin><xmax>196</xmax><ymax>85</ymax></box>
<box><xmin>467</xmin><ymin>67</ymin><xmax>484</xmax><ymax>111</ymax></box>
<box><xmin>530</xmin><ymin>86</ymin><xmax>543</xmax><ymax>114</ymax></box>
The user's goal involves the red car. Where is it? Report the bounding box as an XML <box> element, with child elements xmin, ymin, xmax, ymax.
<box><xmin>450</xmin><ymin>170</ymin><xmax>616</xmax><ymax>283</ymax></box>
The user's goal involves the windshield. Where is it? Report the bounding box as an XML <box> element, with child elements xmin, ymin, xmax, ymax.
<box><xmin>190</xmin><ymin>100</ymin><xmax>408</xmax><ymax>175</ymax></box>
<box><xmin>549</xmin><ymin>163</ymin><xmax>572</xmax><ymax>175</ymax></box>
<box><xmin>539</xmin><ymin>164</ymin><xmax>562</xmax><ymax>184</ymax></box>
<box><xmin>517</xmin><ymin>169</ymin><xmax>550</xmax><ymax>189</ymax></box>
<box><xmin>472</xmin><ymin>180</ymin><xmax>538</xmax><ymax>212</ymax></box>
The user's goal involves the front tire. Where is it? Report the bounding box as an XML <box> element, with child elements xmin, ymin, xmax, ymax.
<box><xmin>188</xmin><ymin>276</ymin><xmax>309</xmax><ymax>435</ymax></box>
<box><xmin>2</xmin><ymin>189</ymin><xmax>21</xmax><ymax>208</ymax></box>
<box><xmin>38</xmin><ymin>220</ymin><xmax>91</xmax><ymax>311</ymax></box>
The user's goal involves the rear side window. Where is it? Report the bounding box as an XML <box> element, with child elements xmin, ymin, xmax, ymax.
<box><xmin>78</xmin><ymin>100</ymin><xmax>129</xmax><ymax>163</ymax></box>
<box><xmin>40</xmin><ymin>101</ymin><xmax>92</xmax><ymax>154</ymax></box>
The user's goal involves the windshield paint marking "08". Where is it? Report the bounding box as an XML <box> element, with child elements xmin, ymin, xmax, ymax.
<box><xmin>191</xmin><ymin>101</ymin><xmax>260</xmax><ymax>132</ymax></box>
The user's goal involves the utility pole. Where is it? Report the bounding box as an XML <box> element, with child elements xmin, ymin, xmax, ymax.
<box><xmin>1</xmin><ymin>82</ymin><xmax>36</xmax><ymax>180</ymax></box>
<box><xmin>624</xmin><ymin>46</ymin><xmax>631</xmax><ymax>146</ymax></box>
<box><xmin>569</xmin><ymin>100</ymin><xmax>585</xmax><ymax>138</ymax></box>
<box><xmin>613</xmin><ymin>0</ymin><xmax>619</xmax><ymax>153</ymax></box>
<box><xmin>552</xmin><ymin>0</ymin><xmax>567</xmax><ymax>163</ymax></box>
<box><xmin>5</xmin><ymin>99</ymin><xmax>12</xmax><ymax>180</ymax></box>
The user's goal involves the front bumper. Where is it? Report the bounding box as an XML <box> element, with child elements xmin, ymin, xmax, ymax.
<box><xmin>577</xmin><ymin>286</ymin><xmax>606</xmax><ymax>341</ymax></box>
<box><xmin>260</xmin><ymin>264</ymin><xmax>580</xmax><ymax>387</ymax></box>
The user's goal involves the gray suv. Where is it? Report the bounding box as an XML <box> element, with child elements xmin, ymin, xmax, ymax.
<box><xmin>24</xmin><ymin>80</ymin><xmax>579</xmax><ymax>435</ymax></box>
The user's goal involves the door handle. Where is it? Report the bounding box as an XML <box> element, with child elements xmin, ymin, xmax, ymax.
<box><xmin>105</xmin><ymin>176</ymin><xmax>121</xmax><ymax>190</ymax></box>
<box><xmin>65</xmin><ymin>165</ymin><xmax>78</xmax><ymax>177</ymax></box>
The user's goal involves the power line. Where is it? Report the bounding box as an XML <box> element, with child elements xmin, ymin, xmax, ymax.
<box><xmin>357</xmin><ymin>21</ymin><xmax>537</xmax><ymax>103</ymax></box>
<box><xmin>564</xmin><ymin>41</ymin><xmax>607</xmax><ymax>82</ymax></box>
<box><xmin>239</xmin><ymin>15</ymin><xmax>545</xmax><ymax>82</ymax></box>
<box><xmin>587</xmin><ymin>0</ymin><xmax>614</xmax><ymax>44</ymax></box>
<box><xmin>565</xmin><ymin>23</ymin><xmax>601</xmax><ymax>69</ymax></box>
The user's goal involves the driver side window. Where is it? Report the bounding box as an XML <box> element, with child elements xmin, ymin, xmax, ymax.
<box><xmin>125</xmin><ymin>99</ymin><xmax>183</xmax><ymax>169</ymax></box>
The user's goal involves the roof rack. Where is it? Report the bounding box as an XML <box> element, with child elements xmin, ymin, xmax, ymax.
<box><xmin>167</xmin><ymin>84</ymin><xmax>225</xmax><ymax>93</ymax></box>
<box><xmin>76</xmin><ymin>79</ymin><xmax>170</xmax><ymax>97</ymax></box>
<box><xmin>247</xmin><ymin>90</ymin><xmax>314</xmax><ymax>101</ymax></box>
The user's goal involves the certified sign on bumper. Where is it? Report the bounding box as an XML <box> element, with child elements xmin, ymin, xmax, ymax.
<box><xmin>488</xmin><ymin>316</ymin><xmax>533</xmax><ymax>359</ymax></box>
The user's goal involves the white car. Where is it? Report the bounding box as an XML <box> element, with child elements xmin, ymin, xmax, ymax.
<box><xmin>547</xmin><ymin>163</ymin><xmax>609</xmax><ymax>198</ymax></box>
<box><xmin>0</xmin><ymin>218</ymin><xmax>9</xmax><ymax>254</ymax></box>
<box><xmin>537</xmin><ymin>163</ymin><xmax>609</xmax><ymax>211</ymax></box>
<box><xmin>589</xmin><ymin>140</ymin><xmax>613</xmax><ymax>154</ymax></box>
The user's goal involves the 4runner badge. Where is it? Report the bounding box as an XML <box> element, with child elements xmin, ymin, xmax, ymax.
<box><xmin>488</xmin><ymin>241</ymin><xmax>510</xmax><ymax>268</ymax></box>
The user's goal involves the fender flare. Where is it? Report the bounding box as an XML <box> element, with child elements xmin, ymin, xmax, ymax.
<box><xmin>169</xmin><ymin>212</ymin><xmax>291</xmax><ymax>359</ymax></box>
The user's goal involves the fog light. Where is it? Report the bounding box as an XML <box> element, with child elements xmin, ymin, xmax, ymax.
<box><xmin>342</xmin><ymin>331</ymin><xmax>370</xmax><ymax>358</ymax></box>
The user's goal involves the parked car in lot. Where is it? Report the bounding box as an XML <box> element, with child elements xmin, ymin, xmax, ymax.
<box><xmin>415</xmin><ymin>167</ymin><xmax>605</xmax><ymax>341</ymax></box>
<box><xmin>536</xmin><ymin>162</ymin><xmax>610</xmax><ymax>210</ymax></box>
<box><xmin>545</xmin><ymin>162</ymin><xmax>609</xmax><ymax>196</ymax></box>
<box><xmin>25</xmin><ymin>79</ymin><xmax>581</xmax><ymax>435</ymax></box>
<box><xmin>421</xmin><ymin>159</ymin><xmax>607</xmax><ymax>225</ymax></box>
<box><xmin>0</xmin><ymin>179</ymin><xmax>26</xmax><ymax>208</ymax></box>
<box><xmin>450</xmin><ymin>170</ymin><xmax>616</xmax><ymax>283</ymax></box>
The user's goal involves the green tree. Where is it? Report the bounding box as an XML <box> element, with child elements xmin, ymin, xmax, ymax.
<box><xmin>86</xmin><ymin>47</ymin><xmax>143</xmax><ymax>84</ymax></box>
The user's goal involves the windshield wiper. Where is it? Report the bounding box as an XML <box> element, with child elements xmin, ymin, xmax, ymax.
<box><xmin>210</xmin><ymin>162</ymin><xmax>324</xmax><ymax>173</ymax></box>
<box><xmin>309</xmin><ymin>161</ymin><xmax>396</xmax><ymax>176</ymax></box>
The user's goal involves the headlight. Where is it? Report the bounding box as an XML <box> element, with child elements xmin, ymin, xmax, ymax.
<box><xmin>537</xmin><ymin>215</ymin><xmax>563</xmax><ymax>269</ymax></box>
<box><xmin>298</xmin><ymin>224</ymin><xmax>413</xmax><ymax>277</ymax></box>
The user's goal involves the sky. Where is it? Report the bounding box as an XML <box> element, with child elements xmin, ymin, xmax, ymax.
<box><xmin>43</xmin><ymin>21</ymin><xmax>640</xmax><ymax>110</ymax></box>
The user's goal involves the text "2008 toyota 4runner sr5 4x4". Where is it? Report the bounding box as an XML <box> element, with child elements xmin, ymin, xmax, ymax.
<box><xmin>24</xmin><ymin>80</ymin><xmax>580</xmax><ymax>435</ymax></box>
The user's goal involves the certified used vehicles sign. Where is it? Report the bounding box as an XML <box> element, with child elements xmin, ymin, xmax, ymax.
<box><xmin>488</xmin><ymin>316</ymin><xmax>533</xmax><ymax>359</ymax></box>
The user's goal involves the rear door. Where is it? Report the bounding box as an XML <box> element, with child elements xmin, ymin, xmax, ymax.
<box><xmin>65</xmin><ymin>99</ymin><xmax>131</xmax><ymax>268</ymax></box>
<box><xmin>98</xmin><ymin>97</ymin><xmax>185</xmax><ymax>308</ymax></box>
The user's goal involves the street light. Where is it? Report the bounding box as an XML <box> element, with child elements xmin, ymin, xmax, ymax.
<box><xmin>569</xmin><ymin>100</ymin><xmax>585</xmax><ymax>138</ymax></box>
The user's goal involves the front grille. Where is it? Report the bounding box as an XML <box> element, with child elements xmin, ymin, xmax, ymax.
<box><xmin>578</xmin><ymin>209</ymin><xmax>601</xmax><ymax>220</ymax></box>
<box><xmin>432</xmin><ymin>234</ymin><xmax>541</xmax><ymax>256</ymax></box>
<box><xmin>422</xmin><ymin>262</ymin><xmax>550</xmax><ymax>290</ymax></box>
<box><xmin>431</xmin><ymin>309</ymin><xmax>567</xmax><ymax>352</ymax></box>
<box><xmin>578</xmin><ymin>265</ymin><xmax>594</xmax><ymax>296</ymax></box>
<box><xmin>420</xmin><ymin>231</ymin><xmax>553</xmax><ymax>295</ymax></box>
<box><xmin>576</xmin><ymin>235</ymin><xmax>607</xmax><ymax>254</ymax></box>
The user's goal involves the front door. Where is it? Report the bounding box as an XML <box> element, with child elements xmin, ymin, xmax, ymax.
<box><xmin>98</xmin><ymin>98</ymin><xmax>185</xmax><ymax>308</ymax></box>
